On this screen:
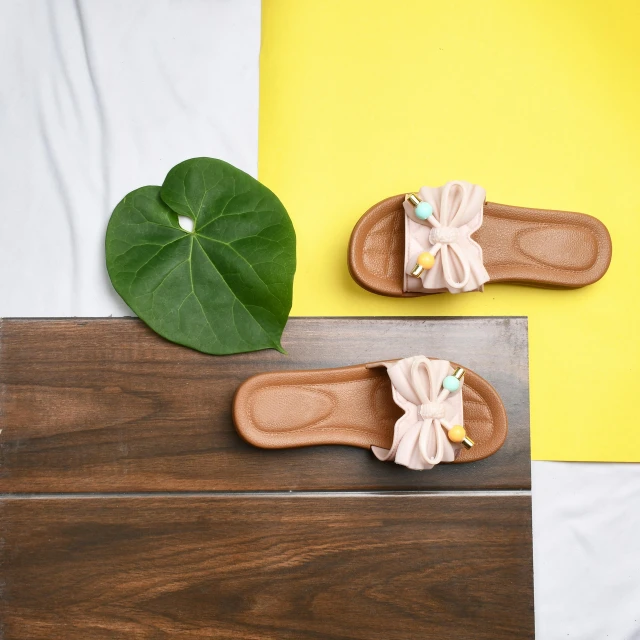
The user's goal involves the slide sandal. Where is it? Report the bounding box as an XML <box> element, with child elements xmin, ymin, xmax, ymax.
<box><xmin>348</xmin><ymin>180</ymin><xmax>612</xmax><ymax>296</ymax></box>
<box><xmin>233</xmin><ymin>355</ymin><xmax>507</xmax><ymax>470</ymax></box>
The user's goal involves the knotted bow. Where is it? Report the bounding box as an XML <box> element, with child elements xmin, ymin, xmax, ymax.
<box><xmin>403</xmin><ymin>180</ymin><xmax>490</xmax><ymax>294</ymax></box>
<box><xmin>371</xmin><ymin>356</ymin><xmax>464</xmax><ymax>471</ymax></box>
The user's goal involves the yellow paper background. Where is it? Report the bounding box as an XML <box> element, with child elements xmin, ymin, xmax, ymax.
<box><xmin>259</xmin><ymin>0</ymin><xmax>639</xmax><ymax>461</ymax></box>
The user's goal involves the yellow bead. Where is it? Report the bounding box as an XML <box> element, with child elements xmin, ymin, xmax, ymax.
<box><xmin>417</xmin><ymin>252</ymin><xmax>435</xmax><ymax>269</ymax></box>
<box><xmin>448</xmin><ymin>425</ymin><xmax>466</xmax><ymax>443</ymax></box>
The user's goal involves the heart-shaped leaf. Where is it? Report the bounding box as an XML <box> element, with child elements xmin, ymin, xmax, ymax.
<box><xmin>106</xmin><ymin>158</ymin><xmax>296</xmax><ymax>355</ymax></box>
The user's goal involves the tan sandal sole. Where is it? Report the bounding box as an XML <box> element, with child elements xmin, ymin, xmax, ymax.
<box><xmin>348</xmin><ymin>195</ymin><xmax>612</xmax><ymax>297</ymax></box>
<box><xmin>233</xmin><ymin>360</ymin><xmax>507</xmax><ymax>464</ymax></box>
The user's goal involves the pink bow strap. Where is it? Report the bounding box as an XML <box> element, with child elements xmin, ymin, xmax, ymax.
<box><xmin>371</xmin><ymin>356</ymin><xmax>465</xmax><ymax>471</ymax></box>
<box><xmin>403</xmin><ymin>181</ymin><xmax>490</xmax><ymax>294</ymax></box>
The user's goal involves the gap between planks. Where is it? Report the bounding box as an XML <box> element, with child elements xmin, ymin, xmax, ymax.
<box><xmin>0</xmin><ymin>490</ymin><xmax>531</xmax><ymax>500</ymax></box>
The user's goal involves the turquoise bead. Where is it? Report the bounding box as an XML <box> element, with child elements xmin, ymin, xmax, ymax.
<box><xmin>415</xmin><ymin>201</ymin><xmax>433</xmax><ymax>220</ymax></box>
<box><xmin>442</xmin><ymin>376</ymin><xmax>460</xmax><ymax>392</ymax></box>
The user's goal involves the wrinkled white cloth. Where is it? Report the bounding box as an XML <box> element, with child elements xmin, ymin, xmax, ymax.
<box><xmin>0</xmin><ymin>0</ymin><xmax>260</xmax><ymax>317</ymax></box>
<box><xmin>533</xmin><ymin>461</ymin><xmax>640</xmax><ymax>639</ymax></box>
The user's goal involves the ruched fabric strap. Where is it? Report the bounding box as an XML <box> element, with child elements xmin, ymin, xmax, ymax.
<box><xmin>371</xmin><ymin>356</ymin><xmax>464</xmax><ymax>471</ymax></box>
<box><xmin>403</xmin><ymin>181</ymin><xmax>490</xmax><ymax>294</ymax></box>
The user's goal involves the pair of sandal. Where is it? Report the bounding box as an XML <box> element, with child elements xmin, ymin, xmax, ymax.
<box><xmin>234</xmin><ymin>181</ymin><xmax>612</xmax><ymax>471</ymax></box>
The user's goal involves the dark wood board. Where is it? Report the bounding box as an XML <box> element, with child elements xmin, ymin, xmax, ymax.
<box><xmin>0</xmin><ymin>494</ymin><xmax>534</xmax><ymax>640</ymax></box>
<box><xmin>0</xmin><ymin>317</ymin><xmax>530</xmax><ymax>492</ymax></box>
<box><xmin>0</xmin><ymin>317</ymin><xmax>533</xmax><ymax>638</ymax></box>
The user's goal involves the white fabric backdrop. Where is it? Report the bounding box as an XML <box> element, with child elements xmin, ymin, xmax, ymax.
<box><xmin>1</xmin><ymin>2</ymin><xmax>639</xmax><ymax>638</ymax></box>
<box><xmin>533</xmin><ymin>462</ymin><xmax>640</xmax><ymax>639</ymax></box>
<box><xmin>0</xmin><ymin>0</ymin><xmax>260</xmax><ymax>317</ymax></box>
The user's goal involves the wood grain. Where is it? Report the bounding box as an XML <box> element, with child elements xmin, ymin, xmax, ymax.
<box><xmin>0</xmin><ymin>317</ymin><xmax>530</xmax><ymax>492</ymax></box>
<box><xmin>0</xmin><ymin>494</ymin><xmax>534</xmax><ymax>640</ymax></box>
<box><xmin>0</xmin><ymin>317</ymin><xmax>532</xmax><ymax>638</ymax></box>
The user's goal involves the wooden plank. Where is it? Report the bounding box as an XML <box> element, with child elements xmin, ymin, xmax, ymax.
<box><xmin>0</xmin><ymin>494</ymin><xmax>534</xmax><ymax>640</ymax></box>
<box><xmin>0</xmin><ymin>317</ymin><xmax>530</xmax><ymax>492</ymax></box>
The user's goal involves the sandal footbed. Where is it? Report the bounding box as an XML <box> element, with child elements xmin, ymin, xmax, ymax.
<box><xmin>348</xmin><ymin>195</ymin><xmax>612</xmax><ymax>297</ymax></box>
<box><xmin>233</xmin><ymin>361</ymin><xmax>507</xmax><ymax>464</ymax></box>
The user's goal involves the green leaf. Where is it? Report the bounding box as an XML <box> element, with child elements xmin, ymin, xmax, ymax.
<box><xmin>105</xmin><ymin>158</ymin><xmax>296</xmax><ymax>355</ymax></box>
